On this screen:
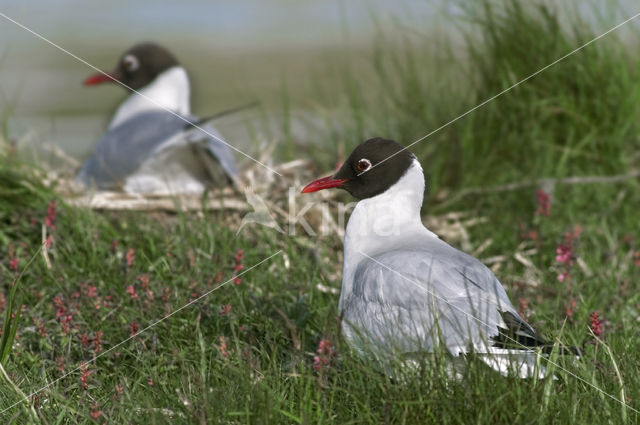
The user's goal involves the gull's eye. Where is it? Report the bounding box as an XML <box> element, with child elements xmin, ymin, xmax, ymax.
<box><xmin>122</xmin><ymin>54</ymin><xmax>140</xmax><ymax>72</ymax></box>
<box><xmin>356</xmin><ymin>158</ymin><xmax>372</xmax><ymax>172</ymax></box>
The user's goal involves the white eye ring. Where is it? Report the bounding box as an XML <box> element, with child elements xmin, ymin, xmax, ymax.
<box><xmin>356</xmin><ymin>158</ymin><xmax>372</xmax><ymax>172</ymax></box>
<box><xmin>122</xmin><ymin>54</ymin><xmax>139</xmax><ymax>72</ymax></box>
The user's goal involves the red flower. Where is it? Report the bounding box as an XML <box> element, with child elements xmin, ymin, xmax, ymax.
<box><xmin>555</xmin><ymin>245</ymin><xmax>572</xmax><ymax>264</ymax></box>
<box><xmin>45</xmin><ymin>200</ymin><xmax>57</xmax><ymax>231</ymax></box>
<box><xmin>129</xmin><ymin>321</ymin><xmax>139</xmax><ymax>337</ymax></box>
<box><xmin>125</xmin><ymin>285</ymin><xmax>138</xmax><ymax>300</ymax></box>
<box><xmin>115</xmin><ymin>384</ymin><xmax>124</xmax><ymax>401</ymax></box>
<box><xmin>80</xmin><ymin>333</ymin><xmax>90</xmax><ymax>348</ymax></box>
<box><xmin>80</xmin><ymin>364</ymin><xmax>91</xmax><ymax>390</ymax></box>
<box><xmin>517</xmin><ymin>298</ymin><xmax>529</xmax><ymax>321</ymax></box>
<box><xmin>535</xmin><ymin>189</ymin><xmax>551</xmax><ymax>216</ymax></box>
<box><xmin>218</xmin><ymin>336</ymin><xmax>229</xmax><ymax>358</ymax></box>
<box><xmin>161</xmin><ymin>287</ymin><xmax>171</xmax><ymax>302</ymax></box>
<box><xmin>219</xmin><ymin>303</ymin><xmax>232</xmax><ymax>315</ymax></box>
<box><xmin>9</xmin><ymin>258</ymin><xmax>18</xmax><ymax>271</ymax></box>
<box><xmin>87</xmin><ymin>286</ymin><xmax>97</xmax><ymax>298</ymax></box>
<box><xmin>235</xmin><ymin>249</ymin><xmax>244</xmax><ymax>263</ymax></box>
<box><xmin>56</xmin><ymin>356</ymin><xmax>66</xmax><ymax>372</ymax></box>
<box><xmin>565</xmin><ymin>297</ymin><xmax>576</xmax><ymax>319</ymax></box>
<box><xmin>138</xmin><ymin>274</ymin><xmax>150</xmax><ymax>289</ymax></box>
<box><xmin>89</xmin><ymin>403</ymin><xmax>101</xmax><ymax>420</ymax></box>
<box><xmin>94</xmin><ymin>330</ymin><xmax>103</xmax><ymax>354</ymax></box>
<box><xmin>590</xmin><ymin>311</ymin><xmax>603</xmax><ymax>338</ymax></box>
<box><xmin>232</xmin><ymin>249</ymin><xmax>245</xmax><ymax>285</ymax></box>
<box><xmin>313</xmin><ymin>339</ymin><xmax>335</xmax><ymax>372</ymax></box>
<box><xmin>61</xmin><ymin>314</ymin><xmax>73</xmax><ymax>335</ymax></box>
<box><xmin>125</xmin><ymin>248</ymin><xmax>135</xmax><ymax>267</ymax></box>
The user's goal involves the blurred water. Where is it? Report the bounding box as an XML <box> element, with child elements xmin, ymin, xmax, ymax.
<box><xmin>0</xmin><ymin>0</ymin><xmax>638</xmax><ymax>163</ymax></box>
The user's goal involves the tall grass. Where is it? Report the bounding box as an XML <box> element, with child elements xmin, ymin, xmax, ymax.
<box><xmin>311</xmin><ymin>0</ymin><xmax>639</xmax><ymax>190</ymax></box>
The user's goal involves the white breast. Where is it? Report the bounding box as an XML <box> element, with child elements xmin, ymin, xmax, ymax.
<box><xmin>341</xmin><ymin>159</ymin><xmax>437</xmax><ymax>303</ymax></box>
<box><xmin>109</xmin><ymin>66</ymin><xmax>191</xmax><ymax>129</ymax></box>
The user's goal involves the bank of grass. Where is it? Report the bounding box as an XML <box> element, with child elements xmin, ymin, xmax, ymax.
<box><xmin>2</xmin><ymin>0</ymin><xmax>640</xmax><ymax>423</ymax></box>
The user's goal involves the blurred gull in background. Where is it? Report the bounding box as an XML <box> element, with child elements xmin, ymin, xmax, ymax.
<box><xmin>76</xmin><ymin>42</ymin><xmax>240</xmax><ymax>195</ymax></box>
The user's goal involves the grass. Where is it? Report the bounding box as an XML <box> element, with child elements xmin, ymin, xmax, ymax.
<box><xmin>2</xmin><ymin>0</ymin><xmax>640</xmax><ymax>423</ymax></box>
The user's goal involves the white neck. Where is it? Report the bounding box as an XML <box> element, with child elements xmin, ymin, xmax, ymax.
<box><xmin>108</xmin><ymin>66</ymin><xmax>191</xmax><ymax>129</ymax></box>
<box><xmin>341</xmin><ymin>159</ymin><xmax>437</xmax><ymax>300</ymax></box>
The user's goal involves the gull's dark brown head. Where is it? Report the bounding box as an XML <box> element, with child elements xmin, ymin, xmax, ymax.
<box><xmin>302</xmin><ymin>137</ymin><xmax>415</xmax><ymax>200</ymax></box>
<box><xmin>84</xmin><ymin>42</ymin><xmax>179</xmax><ymax>90</ymax></box>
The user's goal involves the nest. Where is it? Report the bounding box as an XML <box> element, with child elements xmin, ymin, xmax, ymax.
<box><xmin>40</xmin><ymin>141</ymin><xmax>483</xmax><ymax>248</ymax></box>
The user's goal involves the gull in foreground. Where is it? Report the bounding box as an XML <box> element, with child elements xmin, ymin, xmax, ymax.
<box><xmin>76</xmin><ymin>42</ymin><xmax>239</xmax><ymax>194</ymax></box>
<box><xmin>303</xmin><ymin>137</ymin><xmax>576</xmax><ymax>378</ymax></box>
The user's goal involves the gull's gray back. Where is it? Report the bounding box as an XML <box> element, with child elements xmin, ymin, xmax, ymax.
<box><xmin>341</xmin><ymin>237</ymin><xmax>527</xmax><ymax>357</ymax></box>
<box><xmin>76</xmin><ymin>110</ymin><xmax>238</xmax><ymax>190</ymax></box>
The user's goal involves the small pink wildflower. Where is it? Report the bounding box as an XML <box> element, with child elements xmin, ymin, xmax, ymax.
<box><xmin>114</xmin><ymin>384</ymin><xmax>124</xmax><ymax>402</ymax></box>
<box><xmin>138</xmin><ymin>274</ymin><xmax>150</xmax><ymax>289</ymax></box>
<box><xmin>219</xmin><ymin>303</ymin><xmax>232</xmax><ymax>315</ymax></box>
<box><xmin>554</xmin><ymin>226</ymin><xmax>582</xmax><ymax>289</ymax></box>
<box><xmin>94</xmin><ymin>330</ymin><xmax>103</xmax><ymax>354</ymax></box>
<box><xmin>313</xmin><ymin>339</ymin><xmax>335</xmax><ymax>372</ymax></box>
<box><xmin>33</xmin><ymin>317</ymin><xmax>47</xmax><ymax>338</ymax></box>
<box><xmin>148</xmin><ymin>378</ymin><xmax>154</xmax><ymax>386</ymax></box>
<box><xmin>565</xmin><ymin>297</ymin><xmax>576</xmax><ymax>320</ymax></box>
<box><xmin>60</xmin><ymin>314</ymin><xmax>73</xmax><ymax>335</ymax></box>
<box><xmin>535</xmin><ymin>189</ymin><xmax>551</xmax><ymax>216</ymax></box>
<box><xmin>218</xmin><ymin>335</ymin><xmax>229</xmax><ymax>358</ymax></box>
<box><xmin>80</xmin><ymin>333</ymin><xmax>90</xmax><ymax>348</ymax></box>
<box><xmin>89</xmin><ymin>403</ymin><xmax>101</xmax><ymax>420</ymax></box>
<box><xmin>232</xmin><ymin>249</ymin><xmax>245</xmax><ymax>285</ymax></box>
<box><xmin>555</xmin><ymin>245</ymin><xmax>572</xmax><ymax>264</ymax></box>
<box><xmin>56</xmin><ymin>357</ymin><xmax>66</xmax><ymax>372</ymax></box>
<box><xmin>45</xmin><ymin>200</ymin><xmax>57</xmax><ymax>231</ymax></box>
<box><xmin>161</xmin><ymin>287</ymin><xmax>171</xmax><ymax>302</ymax></box>
<box><xmin>44</xmin><ymin>235</ymin><xmax>53</xmax><ymax>249</ymax></box>
<box><xmin>590</xmin><ymin>311</ymin><xmax>603</xmax><ymax>338</ymax></box>
<box><xmin>9</xmin><ymin>258</ymin><xmax>18</xmax><ymax>271</ymax></box>
<box><xmin>517</xmin><ymin>298</ymin><xmax>528</xmax><ymax>321</ymax></box>
<box><xmin>80</xmin><ymin>364</ymin><xmax>91</xmax><ymax>390</ymax></box>
<box><xmin>86</xmin><ymin>286</ymin><xmax>97</xmax><ymax>298</ymax></box>
<box><xmin>53</xmin><ymin>295</ymin><xmax>64</xmax><ymax>308</ymax></box>
<box><xmin>129</xmin><ymin>321</ymin><xmax>138</xmax><ymax>337</ymax></box>
<box><xmin>125</xmin><ymin>248</ymin><xmax>135</xmax><ymax>267</ymax></box>
<box><xmin>125</xmin><ymin>285</ymin><xmax>138</xmax><ymax>300</ymax></box>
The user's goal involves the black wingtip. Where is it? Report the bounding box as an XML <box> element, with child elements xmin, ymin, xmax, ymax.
<box><xmin>184</xmin><ymin>101</ymin><xmax>261</xmax><ymax>130</ymax></box>
<box><xmin>492</xmin><ymin>311</ymin><xmax>582</xmax><ymax>356</ymax></box>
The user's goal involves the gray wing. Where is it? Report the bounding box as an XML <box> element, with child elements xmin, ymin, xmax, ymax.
<box><xmin>76</xmin><ymin>111</ymin><xmax>238</xmax><ymax>189</ymax></box>
<box><xmin>183</xmin><ymin>121</ymin><xmax>239</xmax><ymax>184</ymax></box>
<box><xmin>342</xmin><ymin>241</ymin><xmax>538</xmax><ymax>357</ymax></box>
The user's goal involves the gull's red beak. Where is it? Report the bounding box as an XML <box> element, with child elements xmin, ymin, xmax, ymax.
<box><xmin>301</xmin><ymin>176</ymin><xmax>347</xmax><ymax>193</ymax></box>
<box><xmin>84</xmin><ymin>72</ymin><xmax>117</xmax><ymax>86</ymax></box>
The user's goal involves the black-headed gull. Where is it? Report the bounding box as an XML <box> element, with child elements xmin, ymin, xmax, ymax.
<box><xmin>76</xmin><ymin>42</ymin><xmax>239</xmax><ymax>194</ymax></box>
<box><xmin>303</xmin><ymin>137</ymin><xmax>575</xmax><ymax>377</ymax></box>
